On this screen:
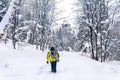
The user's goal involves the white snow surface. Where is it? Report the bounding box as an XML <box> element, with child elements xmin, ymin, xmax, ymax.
<box><xmin>0</xmin><ymin>43</ymin><xmax>120</xmax><ymax>80</ymax></box>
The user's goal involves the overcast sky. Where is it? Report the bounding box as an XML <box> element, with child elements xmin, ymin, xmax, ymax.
<box><xmin>56</xmin><ymin>0</ymin><xmax>76</xmax><ymax>27</ymax></box>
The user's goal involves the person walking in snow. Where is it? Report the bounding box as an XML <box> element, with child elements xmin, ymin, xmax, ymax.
<box><xmin>46</xmin><ymin>47</ymin><xmax>60</xmax><ymax>73</ymax></box>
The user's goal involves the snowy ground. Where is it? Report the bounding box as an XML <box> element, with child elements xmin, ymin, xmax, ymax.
<box><xmin>0</xmin><ymin>43</ymin><xmax>120</xmax><ymax>80</ymax></box>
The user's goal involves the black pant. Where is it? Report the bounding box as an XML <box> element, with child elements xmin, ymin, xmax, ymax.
<box><xmin>50</xmin><ymin>61</ymin><xmax>57</xmax><ymax>73</ymax></box>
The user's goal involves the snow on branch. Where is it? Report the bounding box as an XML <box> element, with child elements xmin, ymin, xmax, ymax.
<box><xmin>0</xmin><ymin>0</ymin><xmax>16</xmax><ymax>33</ymax></box>
<box><xmin>0</xmin><ymin>0</ymin><xmax>16</xmax><ymax>40</ymax></box>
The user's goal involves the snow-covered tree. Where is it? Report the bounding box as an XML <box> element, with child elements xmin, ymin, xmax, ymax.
<box><xmin>0</xmin><ymin>0</ymin><xmax>16</xmax><ymax>42</ymax></box>
<box><xmin>6</xmin><ymin>0</ymin><xmax>22</xmax><ymax>49</ymax></box>
<box><xmin>108</xmin><ymin>22</ymin><xmax>120</xmax><ymax>61</ymax></box>
<box><xmin>75</xmin><ymin>0</ymin><xmax>109</xmax><ymax>61</ymax></box>
<box><xmin>107</xmin><ymin>0</ymin><xmax>120</xmax><ymax>61</ymax></box>
<box><xmin>0</xmin><ymin>0</ymin><xmax>9</xmax><ymax>22</ymax></box>
<box><xmin>50</xmin><ymin>21</ymin><xmax>77</xmax><ymax>51</ymax></box>
<box><xmin>13</xmin><ymin>0</ymin><xmax>62</xmax><ymax>50</ymax></box>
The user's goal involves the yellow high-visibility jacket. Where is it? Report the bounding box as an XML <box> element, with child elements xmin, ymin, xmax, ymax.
<box><xmin>46</xmin><ymin>50</ymin><xmax>60</xmax><ymax>62</ymax></box>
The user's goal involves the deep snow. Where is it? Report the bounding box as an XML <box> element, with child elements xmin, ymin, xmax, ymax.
<box><xmin>0</xmin><ymin>43</ymin><xmax>120</xmax><ymax>80</ymax></box>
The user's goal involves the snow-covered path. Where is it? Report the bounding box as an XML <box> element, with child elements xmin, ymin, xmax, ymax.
<box><xmin>0</xmin><ymin>43</ymin><xmax>120</xmax><ymax>80</ymax></box>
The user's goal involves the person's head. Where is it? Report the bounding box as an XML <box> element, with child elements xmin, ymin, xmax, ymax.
<box><xmin>50</xmin><ymin>47</ymin><xmax>55</xmax><ymax>51</ymax></box>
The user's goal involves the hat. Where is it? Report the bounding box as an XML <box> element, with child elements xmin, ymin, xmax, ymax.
<box><xmin>50</xmin><ymin>47</ymin><xmax>55</xmax><ymax>51</ymax></box>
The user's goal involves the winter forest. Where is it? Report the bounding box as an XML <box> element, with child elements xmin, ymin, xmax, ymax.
<box><xmin>0</xmin><ymin>0</ymin><xmax>120</xmax><ymax>80</ymax></box>
<box><xmin>1</xmin><ymin>0</ymin><xmax>120</xmax><ymax>62</ymax></box>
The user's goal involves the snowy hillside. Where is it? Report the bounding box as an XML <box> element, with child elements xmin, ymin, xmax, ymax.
<box><xmin>0</xmin><ymin>43</ymin><xmax>120</xmax><ymax>80</ymax></box>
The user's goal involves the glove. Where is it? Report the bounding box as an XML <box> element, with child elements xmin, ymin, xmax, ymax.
<box><xmin>46</xmin><ymin>61</ymin><xmax>49</xmax><ymax>64</ymax></box>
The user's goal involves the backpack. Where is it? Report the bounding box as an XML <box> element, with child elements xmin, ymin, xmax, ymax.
<box><xmin>51</xmin><ymin>50</ymin><xmax>58</xmax><ymax>60</ymax></box>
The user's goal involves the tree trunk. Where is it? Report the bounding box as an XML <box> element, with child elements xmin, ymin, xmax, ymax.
<box><xmin>95</xmin><ymin>33</ymin><xmax>99</xmax><ymax>61</ymax></box>
<box><xmin>90</xmin><ymin>27</ymin><xmax>94</xmax><ymax>59</ymax></box>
